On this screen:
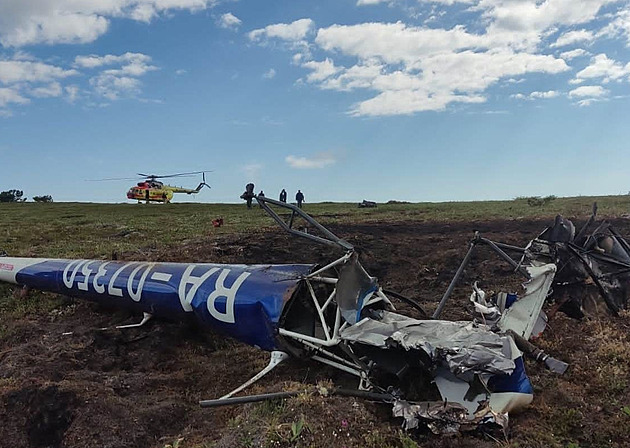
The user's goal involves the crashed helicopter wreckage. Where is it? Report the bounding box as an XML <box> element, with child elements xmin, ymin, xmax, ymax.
<box><xmin>526</xmin><ymin>203</ymin><xmax>630</xmax><ymax>318</ymax></box>
<box><xmin>0</xmin><ymin>195</ymin><xmax>566</xmax><ymax>436</ymax></box>
<box><xmin>434</xmin><ymin>202</ymin><xmax>630</xmax><ymax>322</ymax></box>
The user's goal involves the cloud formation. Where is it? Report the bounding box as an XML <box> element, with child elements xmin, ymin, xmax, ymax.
<box><xmin>79</xmin><ymin>53</ymin><xmax>158</xmax><ymax>100</ymax></box>
<box><xmin>0</xmin><ymin>56</ymin><xmax>79</xmax><ymax>113</ymax></box>
<box><xmin>0</xmin><ymin>51</ymin><xmax>159</xmax><ymax>114</ymax></box>
<box><xmin>253</xmin><ymin>0</ymin><xmax>630</xmax><ymax>116</ymax></box>
<box><xmin>0</xmin><ymin>0</ymin><xmax>224</xmax><ymax>46</ymax></box>
<box><xmin>513</xmin><ymin>90</ymin><xmax>560</xmax><ymax>100</ymax></box>
<box><xmin>263</xmin><ymin>68</ymin><xmax>276</xmax><ymax>79</ymax></box>
<box><xmin>218</xmin><ymin>12</ymin><xmax>242</xmax><ymax>30</ymax></box>
<box><xmin>285</xmin><ymin>152</ymin><xmax>337</xmax><ymax>169</ymax></box>
<box><xmin>573</xmin><ymin>53</ymin><xmax>630</xmax><ymax>84</ymax></box>
<box><xmin>249</xmin><ymin>18</ymin><xmax>315</xmax><ymax>43</ymax></box>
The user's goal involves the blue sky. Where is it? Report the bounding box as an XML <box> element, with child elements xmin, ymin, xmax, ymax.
<box><xmin>1</xmin><ymin>0</ymin><xmax>630</xmax><ymax>203</ymax></box>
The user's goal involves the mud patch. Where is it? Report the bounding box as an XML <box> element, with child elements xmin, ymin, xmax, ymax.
<box><xmin>4</xmin><ymin>385</ymin><xmax>76</xmax><ymax>448</ymax></box>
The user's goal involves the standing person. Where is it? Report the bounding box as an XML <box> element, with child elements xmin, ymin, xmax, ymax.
<box><xmin>295</xmin><ymin>190</ymin><xmax>304</xmax><ymax>208</ymax></box>
<box><xmin>279</xmin><ymin>189</ymin><xmax>287</xmax><ymax>203</ymax></box>
<box><xmin>258</xmin><ymin>190</ymin><xmax>265</xmax><ymax>208</ymax></box>
<box><xmin>240</xmin><ymin>183</ymin><xmax>255</xmax><ymax>209</ymax></box>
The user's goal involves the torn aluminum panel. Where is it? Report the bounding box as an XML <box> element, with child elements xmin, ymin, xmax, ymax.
<box><xmin>340</xmin><ymin>311</ymin><xmax>517</xmax><ymax>377</ymax></box>
<box><xmin>470</xmin><ymin>263</ymin><xmax>556</xmax><ymax>339</ymax></box>
<box><xmin>497</xmin><ymin>264</ymin><xmax>556</xmax><ymax>339</ymax></box>
<box><xmin>335</xmin><ymin>251</ymin><xmax>378</xmax><ymax>324</ymax></box>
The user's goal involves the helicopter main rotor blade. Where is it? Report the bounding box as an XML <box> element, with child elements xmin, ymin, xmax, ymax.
<box><xmin>151</xmin><ymin>170</ymin><xmax>213</xmax><ymax>179</ymax></box>
<box><xmin>86</xmin><ymin>177</ymin><xmax>141</xmax><ymax>181</ymax></box>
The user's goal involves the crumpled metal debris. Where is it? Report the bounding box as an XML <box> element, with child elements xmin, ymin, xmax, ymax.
<box><xmin>471</xmin><ymin>263</ymin><xmax>556</xmax><ymax>340</ymax></box>
<box><xmin>392</xmin><ymin>399</ymin><xmax>508</xmax><ymax>435</ymax></box>
<box><xmin>526</xmin><ymin>206</ymin><xmax>630</xmax><ymax>317</ymax></box>
<box><xmin>340</xmin><ymin>311</ymin><xmax>517</xmax><ymax>377</ymax></box>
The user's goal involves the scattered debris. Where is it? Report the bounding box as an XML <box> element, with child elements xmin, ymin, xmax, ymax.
<box><xmin>212</xmin><ymin>217</ymin><xmax>224</xmax><ymax>228</ymax></box>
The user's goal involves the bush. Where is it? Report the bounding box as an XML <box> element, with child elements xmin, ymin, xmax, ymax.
<box><xmin>515</xmin><ymin>195</ymin><xmax>557</xmax><ymax>207</ymax></box>
<box><xmin>33</xmin><ymin>195</ymin><xmax>53</xmax><ymax>203</ymax></box>
<box><xmin>0</xmin><ymin>190</ymin><xmax>25</xmax><ymax>203</ymax></box>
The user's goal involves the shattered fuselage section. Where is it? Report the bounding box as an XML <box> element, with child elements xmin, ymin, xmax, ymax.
<box><xmin>526</xmin><ymin>213</ymin><xmax>630</xmax><ymax>318</ymax></box>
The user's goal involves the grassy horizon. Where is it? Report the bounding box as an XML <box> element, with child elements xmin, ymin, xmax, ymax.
<box><xmin>1</xmin><ymin>194</ymin><xmax>629</xmax><ymax>258</ymax></box>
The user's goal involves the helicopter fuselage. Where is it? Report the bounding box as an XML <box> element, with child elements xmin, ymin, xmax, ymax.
<box><xmin>127</xmin><ymin>181</ymin><xmax>199</xmax><ymax>203</ymax></box>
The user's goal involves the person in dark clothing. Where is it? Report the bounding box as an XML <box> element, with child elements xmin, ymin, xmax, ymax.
<box><xmin>295</xmin><ymin>190</ymin><xmax>304</xmax><ymax>208</ymax></box>
<box><xmin>258</xmin><ymin>190</ymin><xmax>265</xmax><ymax>208</ymax></box>
<box><xmin>240</xmin><ymin>183</ymin><xmax>255</xmax><ymax>209</ymax></box>
<box><xmin>279</xmin><ymin>189</ymin><xmax>287</xmax><ymax>203</ymax></box>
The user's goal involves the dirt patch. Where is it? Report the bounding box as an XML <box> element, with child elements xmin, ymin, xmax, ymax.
<box><xmin>3</xmin><ymin>385</ymin><xmax>76</xmax><ymax>448</ymax></box>
<box><xmin>2</xmin><ymin>217</ymin><xmax>630</xmax><ymax>447</ymax></box>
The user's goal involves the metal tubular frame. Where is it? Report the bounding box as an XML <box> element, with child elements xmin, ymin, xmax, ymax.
<box><xmin>255</xmin><ymin>195</ymin><xmax>354</xmax><ymax>251</ymax></box>
<box><xmin>277</xmin><ymin>253</ymin><xmax>390</xmax><ymax>379</ymax></box>
<box><xmin>432</xmin><ymin>232</ymin><xmax>530</xmax><ymax>319</ymax></box>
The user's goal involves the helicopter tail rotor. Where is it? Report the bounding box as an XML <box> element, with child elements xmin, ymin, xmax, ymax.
<box><xmin>194</xmin><ymin>172</ymin><xmax>211</xmax><ymax>192</ymax></box>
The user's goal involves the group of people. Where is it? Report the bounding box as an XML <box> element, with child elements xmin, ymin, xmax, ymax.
<box><xmin>241</xmin><ymin>183</ymin><xmax>305</xmax><ymax>209</ymax></box>
<box><xmin>278</xmin><ymin>188</ymin><xmax>304</xmax><ymax>208</ymax></box>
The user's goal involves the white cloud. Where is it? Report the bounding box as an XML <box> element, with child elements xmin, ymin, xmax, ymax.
<box><xmin>0</xmin><ymin>0</ymin><xmax>224</xmax><ymax>47</ymax></box>
<box><xmin>302</xmin><ymin>58</ymin><xmax>340</xmax><ymax>83</ymax></box>
<box><xmin>315</xmin><ymin>23</ymin><xmax>487</xmax><ymax>65</ymax></box>
<box><xmin>352</xmin><ymin>90</ymin><xmax>485</xmax><ymax>116</ymax></box>
<box><xmin>569</xmin><ymin>85</ymin><xmax>609</xmax><ymax>98</ymax></box>
<box><xmin>90</xmin><ymin>74</ymin><xmax>142</xmax><ymax>100</ymax></box>
<box><xmin>560</xmin><ymin>48</ymin><xmax>589</xmax><ymax>60</ymax></box>
<box><xmin>0</xmin><ymin>59</ymin><xmax>77</xmax><ymax>84</ymax></box>
<box><xmin>481</xmin><ymin>0</ymin><xmax>617</xmax><ymax>38</ymax></box>
<box><xmin>600</xmin><ymin>8</ymin><xmax>630</xmax><ymax>47</ymax></box>
<box><xmin>304</xmin><ymin>21</ymin><xmax>570</xmax><ymax>115</ymax></box>
<box><xmin>249</xmin><ymin>18</ymin><xmax>315</xmax><ymax>43</ymax></box>
<box><xmin>218</xmin><ymin>12</ymin><xmax>241</xmax><ymax>30</ymax></box>
<box><xmin>0</xmin><ymin>86</ymin><xmax>29</xmax><ymax>107</ymax></box>
<box><xmin>513</xmin><ymin>90</ymin><xmax>560</xmax><ymax>99</ymax></box>
<box><xmin>263</xmin><ymin>68</ymin><xmax>276</xmax><ymax>79</ymax></box>
<box><xmin>286</xmin><ymin>152</ymin><xmax>337</xmax><ymax>169</ymax></box>
<box><xmin>574</xmin><ymin>98</ymin><xmax>600</xmax><ymax>106</ymax></box>
<box><xmin>29</xmin><ymin>81</ymin><xmax>62</xmax><ymax>98</ymax></box>
<box><xmin>76</xmin><ymin>52</ymin><xmax>158</xmax><ymax>100</ymax></box>
<box><xmin>303</xmin><ymin>18</ymin><xmax>575</xmax><ymax>115</ymax></box>
<box><xmin>0</xmin><ymin>55</ymin><xmax>80</xmax><ymax>114</ymax></box>
<box><xmin>550</xmin><ymin>29</ymin><xmax>594</xmax><ymax>48</ymax></box>
<box><xmin>175</xmin><ymin>69</ymin><xmax>187</xmax><ymax>75</ymax></box>
<box><xmin>65</xmin><ymin>85</ymin><xmax>80</xmax><ymax>102</ymax></box>
<box><xmin>253</xmin><ymin>0</ymin><xmax>623</xmax><ymax>116</ymax></box>
<box><xmin>572</xmin><ymin>53</ymin><xmax>630</xmax><ymax>83</ymax></box>
<box><xmin>74</xmin><ymin>52</ymin><xmax>153</xmax><ymax>70</ymax></box>
<box><xmin>530</xmin><ymin>90</ymin><xmax>560</xmax><ymax>99</ymax></box>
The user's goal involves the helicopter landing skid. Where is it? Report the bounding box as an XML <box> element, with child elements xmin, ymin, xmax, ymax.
<box><xmin>218</xmin><ymin>351</ymin><xmax>290</xmax><ymax>400</ymax></box>
<box><xmin>115</xmin><ymin>312</ymin><xmax>153</xmax><ymax>329</ymax></box>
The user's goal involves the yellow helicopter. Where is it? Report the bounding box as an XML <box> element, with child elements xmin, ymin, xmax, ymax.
<box><xmin>123</xmin><ymin>171</ymin><xmax>211</xmax><ymax>203</ymax></box>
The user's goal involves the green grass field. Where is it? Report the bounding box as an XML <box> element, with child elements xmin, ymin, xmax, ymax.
<box><xmin>1</xmin><ymin>195</ymin><xmax>629</xmax><ymax>258</ymax></box>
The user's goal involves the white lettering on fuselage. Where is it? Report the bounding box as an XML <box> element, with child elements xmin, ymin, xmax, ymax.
<box><xmin>207</xmin><ymin>269</ymin><xmax>250</xmax><ymax>323</ymax></box>
<box><xmin>61</xmin><ymin>260</ymin><xmax>249</xmax><ymax>323</ymax></box>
